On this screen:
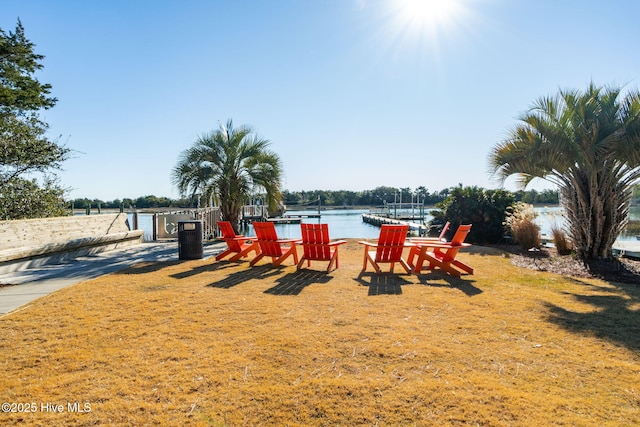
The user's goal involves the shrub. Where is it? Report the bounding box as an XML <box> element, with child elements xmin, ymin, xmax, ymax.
<box><xmin>0</xmin><ymin>177</ymin><xmax>69</xmax><ymax>220</ymax></box>
<box><xmin>432</xmin><ymin>186</ymin><xmax>515</xmax><ymax>244</ymax></box>
<box><xmin>504</xmin><ymin>202</ymin><xmax>540</xmax><ymax>250</ymax></box>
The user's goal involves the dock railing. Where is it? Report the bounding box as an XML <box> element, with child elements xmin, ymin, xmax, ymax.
<box><xmin>242</xmin><ymin>205</ymin><xmax>269</xmax><ymax>221</ymax></box>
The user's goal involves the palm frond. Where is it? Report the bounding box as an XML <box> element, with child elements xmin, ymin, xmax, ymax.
<box><xmin>488</xmin><ymin>83</ymin><xmax>640</xmax><ymax>259</ymax></box>
<box><xmin>172</xmin><ymin>119</ymin><xmax>283</xmax><ymax>227</ymax></box>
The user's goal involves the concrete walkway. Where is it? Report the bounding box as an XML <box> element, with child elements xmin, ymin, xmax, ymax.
<box><xmin>0</xmin><ymin>241</ymin><xmax>225</xmax><ymax>316</ymax></box>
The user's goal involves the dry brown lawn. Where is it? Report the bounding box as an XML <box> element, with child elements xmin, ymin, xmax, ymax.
<box><xmin>1</xmin><ymin>240</ymin><xmax>639</xmax><ymax>426</ymax></box>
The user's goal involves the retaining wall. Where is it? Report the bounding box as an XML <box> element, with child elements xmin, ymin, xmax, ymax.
<box><xmin>0</xmin><ymin>213</ymin><xmax>144</xmax><ymax>274</ymax></box>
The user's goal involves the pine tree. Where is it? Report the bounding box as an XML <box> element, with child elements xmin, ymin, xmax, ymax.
<box><xmin>0</xmin><ymin>19</ymin><xmax>70</xmax><ymax>219</ymax></box>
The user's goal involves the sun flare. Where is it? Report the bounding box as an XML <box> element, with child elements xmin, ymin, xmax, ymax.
<box><xmin>395</xmin><ymin>0</ymin><xmax>464</xmax><ymax>36</ymax></box>
<box><xmin>376</xmin><ymin>0</ymin><xmax>476</xmax><ymax>64</ymax></box>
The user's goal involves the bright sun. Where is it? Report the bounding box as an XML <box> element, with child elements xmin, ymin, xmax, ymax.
<box><xmin>374</xmin><ymin>0</ymin><xmax>478</xmax><ymax>65</ymax></box>
<box><xmin>392</xmin><ymin>0</ymin><xmax>466</xmax><ymax>39</ymax></box>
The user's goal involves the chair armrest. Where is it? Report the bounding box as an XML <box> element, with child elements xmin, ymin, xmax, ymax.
<box><xmin>418</xmin><ymin>242</ymin><xmax>471</xmax><ymax>249</ymax></box>
<box><xmin>409</xmin><ymin>237</ymin><xmax>446</xmax><ymax>244</ymax></box>
<box><xmin>276</xmin><ymin>238</ymin><xmax>300</xmax><ymax>244</ymax></box>
<box><xmin>329</xmin><ymin>240</ymin><xmax>347</xmax><ymax>246</ymax></box>
<box><xmin>231</xmin><ymin>236</ymin><xmax>256</xmax><ymax>242</ymax></box>
<box><xmin>358</xmin><ymin>241</ymin><xmax>415</xmax><ymax>248</ymax></box>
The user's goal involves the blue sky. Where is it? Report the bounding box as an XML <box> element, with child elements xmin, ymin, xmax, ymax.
<box><xmin>3</xmin><ymin>0</ymin><xmax>639</xmax><ymax>201</ymax></box>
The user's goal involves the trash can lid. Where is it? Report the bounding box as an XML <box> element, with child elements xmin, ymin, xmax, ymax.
<box><xmin>178</xmin><ymin>220</ymin><xmax>202</xmax><ymax>231</ymax></box>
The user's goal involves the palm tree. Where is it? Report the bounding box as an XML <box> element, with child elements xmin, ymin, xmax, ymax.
<box><xmin>489</xmin><ymin>83</ymin><xmax>640</xmax><ymax>261</ymax></box>
<box><xmin>172</xmin><ymin>120</ymin><xmax>283</xmax><ymax>233</ymax></box>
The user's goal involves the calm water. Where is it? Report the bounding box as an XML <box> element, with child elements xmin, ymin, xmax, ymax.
<box><xmin>132</xmin><ymin>206</ymin><xmax>640</xmax><ymax>241</ymax></box>
<box><xmin>535</xmin><ymin>206</ymin><xmax>640</xmax><ymax>241</ymax></box>
<box><xmin>245</xmin><ymin>206</ymin><xmax>640</xmax><ymax>240</ymax></box>
<box><xmin>243</xmin><ymin>209</ymin><xmax>383</xmax><ymax>239</ymax></box>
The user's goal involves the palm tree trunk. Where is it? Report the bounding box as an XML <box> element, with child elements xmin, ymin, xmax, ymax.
<box><xmin>563</xmin><ymin>165</ymin><xmax>631</xmax><ymax>261</ymax></box>
<box><xmin>221</xmin><ymin>201</ymin><xmax>244</xmax><ymax>234</ymax></box>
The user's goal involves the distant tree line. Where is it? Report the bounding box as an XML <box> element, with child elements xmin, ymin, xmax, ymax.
<box><xmin>71</xmin><ymin>195</ymin><xmax>200</xmax><ymax>210</ymax></box>
<box><xmin>281</xmin><ymin>186</ymin><xmax>559</xmax><ymax>207</ymax></box>
<box><xmin>70</xmin><ymin>186</ymin><xmax>560</xmax><ymax>211</ymax></box>
<box><xmin>282</xmin><ymin>186</ymin><xmax>449</xmax><ymax>208</ymax></box>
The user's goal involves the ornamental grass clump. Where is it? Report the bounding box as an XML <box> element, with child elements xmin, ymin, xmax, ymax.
<box><xmin>504</xmin><ymin>202</ymin><xmax>541</xmax><ymax>250</ymax></box>
<box><xmin>626</xmin><ymin>219</ymin><xmax>640</xmax><ymax>236</ymax></box>
<box><xmin>551</xmin><ymin>225</ymin><xmax>573</xmax><ymax>255</ymax></box>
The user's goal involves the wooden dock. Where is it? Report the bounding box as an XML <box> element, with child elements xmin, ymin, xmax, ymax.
<box><xmin>268</xmin><ymin>217</ymin><xmax>301</xmax><ymax>224</ymax></box>
<box><xmin>268</xmin><ymin>214</ymin><xmax>321</xmax><ymax>224</ymax></box>
<box><xmin>242</xmin><ymin>205</ymin><xmax>268</xmax><ymax>221</ymax></box>
<box><xmin>613</xmin><ymin>239</ymin><xmax>640</xmax><ymax>259</ymax></box>
<box><xmin>362</xmin><ymin>214</ymin><xmax>427</xmax><ymax>235</ymax></box>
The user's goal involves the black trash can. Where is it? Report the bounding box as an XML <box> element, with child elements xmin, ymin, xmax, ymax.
<box><xmin>178</xmin><ymin>220</ymin><xmax>203</xmax><ymax>260</ymax></box>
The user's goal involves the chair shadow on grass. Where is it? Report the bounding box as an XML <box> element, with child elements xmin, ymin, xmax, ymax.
<box><xmin>415</xmin><ymin>271</ymin><xmax>482</xmax><ymax>296</ymax></box>
<box><xmin>264</xmin><ymin>270</ymin><xmax>333</xmax><ymax>296</ymax></box>
<box><xmin>355</xmin><ymin>272</ymin><xmax>413</xmax><ymax>296</ymax></box>
<box><xmin>169</xmin><ymin>261</ymin><xmax>235</xmax><ymax>280</ymax></box>
<box><xmin>206</xmin><ymin>265</ymin><xmax>282</xmax><ymax>289</ymax></box>
<box><xmin>117</xmin><ymin>260</ymin><xmax>183</xmax><ymax>275</ymax></box>
<box><xmin>543</xmin><ymin>277</ymin><xmax>640</xmax><ymax>352</ymax></box>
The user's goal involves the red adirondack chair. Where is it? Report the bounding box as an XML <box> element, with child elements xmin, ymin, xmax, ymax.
<box><xmin>297</xmin><ymin>223</ymin><xmax>347</xmax><ymax>273</ymax></box>
<box><xmin>250</xmin><ymin>222</ymin><xmax>299</xmax><ymax>267</ymax></box>
<box><xmin>407</xmin><ymin>221</ymin><xmax>450</xmax><ymax>266</ymax></box>
<box><xmin>411</xmin><ymin>224</ymin><xmax>474</xmax><ymax>277</ymax></box>
<box><xmin>358</xmin><ymin>224</ymin><xmax>412</xmax><ymax>274</ymax></box>
<box><xmin>215</xmin><ymin>221</ymin><xmax>259</xmax><ymax>261</ymax></box>
<box><xmin>420</xmin><ymin>221</ymin><xmax>450</xmax><ymax>243</ymax></box>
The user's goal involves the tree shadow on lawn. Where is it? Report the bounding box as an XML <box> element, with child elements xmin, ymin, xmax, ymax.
<box><xmin>415</xmin><ymin>272</ymin><xmax>482</xmax><ymax>297</ymax></box>
<box><xmin>544</xmin><ymin>278</ymin><xmax>640</xmax><ymax>352</ymax></box>
<box><xmin>264</xmin><ymin>270</ymin><xmax>333</xmax><ymax>296</ymax></box>
<box><xmin>354</xmin><ymin>272</ymin><xmax>413</xmax><ymax>296</ymax></box>
<box><xmin>206</xmin><ymin>265</ymin><xmax>282</xmax><ymax>289</ymax></box>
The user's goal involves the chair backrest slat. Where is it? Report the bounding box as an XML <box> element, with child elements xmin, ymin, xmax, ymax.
<box><xmin>218</xmin><ymin>221</ymin><xmax>242</xmax><ymax>251</ymax></box>
<box><xmin>441</xmin><ymin>224</ymin><xmax>472</xmax><ymax>262</ymax></box>
<box><xmin>375</xmin><ymin>225</ymin><xmax>408</xmax><ymax>262</ymax></box>
<box><xmin>253</xmin><ymin>222</ymin><xmax>284</xmax><ymax>257</ymax></box>
<box><xmin>438</xmin><ymin>221</ymin><xmax>451</xmax><ymax>240</ymax></box>
<box><xmin>450</xmin><ymin>225</ymin><xmax>471</xmax><ymax>246</ymax></box>
<box><xmin>300</xmin><ymin>223</ymin><xmax>331</xmax><ymax>260</ymax></box>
